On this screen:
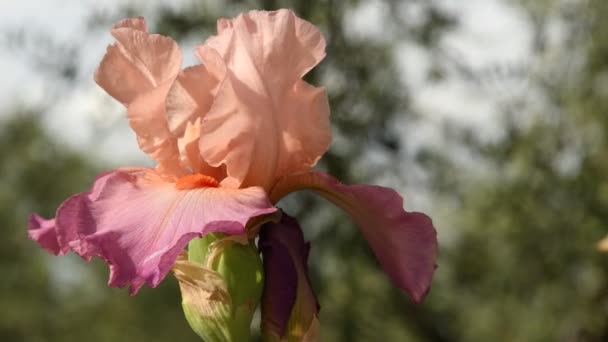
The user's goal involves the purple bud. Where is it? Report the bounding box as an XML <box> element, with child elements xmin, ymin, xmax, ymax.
<box><xmin>259</xmin><ymin>212</ymin><xmax>320</xmax><ymax>340</ymax></box>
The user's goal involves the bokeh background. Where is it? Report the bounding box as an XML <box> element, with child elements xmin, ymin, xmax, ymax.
<box><xmin>2</xmin><ymin>0</ymin><xmax>608</xmax><ymax>341</ymax></box>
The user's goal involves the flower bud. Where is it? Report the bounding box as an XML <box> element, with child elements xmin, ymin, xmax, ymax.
<box><xmin>173</xmin><ymin>233</ymin><xmax>264</xmax><ymax>341</ymax></box>
<box><xmin>259</xmin><ymin>213</ymin><xmax>320</xmax><ymax>342</ymax></box>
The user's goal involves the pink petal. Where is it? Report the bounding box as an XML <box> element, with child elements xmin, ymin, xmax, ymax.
<box><xmin>270</xmin><ymin>172</ymin><xmax>438</xmax><ymax>303</ymax></box>
<box><xmin>28</xmin><ymin>215</ymin><xmax>63</xmax><ymax>255</ymax></box>
<box><xmin>195</xmin><ymin>10</ymin><xmax>331</xmax><ymax>190</ymax></box>
<box><xmin>29</xmin><ymin>168</ymin><xmax>276</xmax><ymax>294</ymax></box>
<box><xmin>95</xmin><ymin>17</ymin><xmax>184</xmax><ymax>175</ymax></box>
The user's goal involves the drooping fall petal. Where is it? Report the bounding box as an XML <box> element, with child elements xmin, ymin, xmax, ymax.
<box><xmin>270</xmin><ymin>172</ymin><xmax>438</xmax><ymax>303</ymax></box>
<box><xmin>259</xmin><ymin>212</ymin><xmax>319</xmax><ymax>341</ymax></box>
<box><xmin>28</xmin><ymin>168</ymin><xmax>276</xmax><ymax>294</ymax></box>
<box><xmin>28</xmin><ymin>216</ymin><xmax>61</xmax><ymax>255</ymax></box>
<box><xmin>95</xmin><ymin>17</ymin><xmax>184</xmax><ymax>175</ymax></box>
<box><xmin>194</xmin><ymin>9</ymin><xmax>331</xmax><ymax>190</ymax></box>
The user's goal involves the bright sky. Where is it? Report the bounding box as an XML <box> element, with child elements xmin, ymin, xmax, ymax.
<box><xmin>0</xmin><ymin>0</ymin><xmax>532</xmax><ymax>167</ymax></box>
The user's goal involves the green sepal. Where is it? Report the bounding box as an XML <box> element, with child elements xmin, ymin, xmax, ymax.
<box><xmin>175</xmin><ymin>233</ymin><xmax>264</xmax><ymax>341</ymax></box>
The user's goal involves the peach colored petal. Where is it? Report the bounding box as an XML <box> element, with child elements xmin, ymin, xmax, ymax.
<box><xmin>95</xmin><ymin>17</ymin><xmax>184</xmax><ymax>176</ymax></box>
<box><xmin>166</xmin><ymin>62</ymin><xmax>224</xmax><ymax>136</ymax></box>
<box><xmin>195</xmin><ymin>10</ymin><xmax>330</xmax><ymax>190</ymax></box>
<box><xmin>95</xmin><ymin>17</ymin><xmax>181</xmax><ymax>105</ymax></box>
<box><xmin>114</xmin><ymin>17</ymin><xmax>147</xmax><ymax>33</ymax></box>
<box><xmin>166</xmin><ymin>63</ymin><xmax>226</xmax><ymax>178</ymax></box>
<box><xmin>127</xmin><ymin>82</ymin><xmax>184</xmax><ymax>176</ymax></box>
<box><xmin>177</xmin><ymin>118</ymin><xmax>227</xmax><ymax>181</ymax></box>
<box><xmin>177</xmin><ymin>118</ymin><xmax>204</xmax><ymax>173</ymax></box>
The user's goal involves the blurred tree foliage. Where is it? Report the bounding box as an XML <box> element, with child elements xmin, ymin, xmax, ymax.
<box><xmin>418</xmin><ymin>0</ymin><xmax>608</xmax><ymax>341</ymax></box>
<box><xmin>0</xmin><ymin>113</ymin><xmax>199</xmax><ymax>342</ymax></box>
<box><xmin>3</xmin><ymin>0</ymin><xmax>608</xmax><ymax>341</ymax></box>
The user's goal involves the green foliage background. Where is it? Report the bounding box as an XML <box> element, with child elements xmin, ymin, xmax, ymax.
<box><xmin>1</xmin><ymin>0</ymin><xmax>607</xmax><ymax>341</ymax></box>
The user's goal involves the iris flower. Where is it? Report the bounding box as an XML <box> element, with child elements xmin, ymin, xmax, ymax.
<box><xmin>28</xmin><ymin>8</ymin><xmax>437</xmax><ymax>327</ymax></box>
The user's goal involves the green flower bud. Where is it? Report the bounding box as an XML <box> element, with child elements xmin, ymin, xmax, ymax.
<box><xmin>173</xmin><ymin>233</ymin><xmax>264</xmax><ymax>341</ymax></box>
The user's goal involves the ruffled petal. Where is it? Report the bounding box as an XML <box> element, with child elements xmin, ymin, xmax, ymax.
<box><xmin>29</xmin><ymin>168</ymin><xmax>276</xmax><ymax>294</ymax></box>
<box><xmin>166</xmin><ymin>63</ymin><xmax>224</xmax><ymax>136</ymax></box>
<box><xmin>95</xmin><ymin>17</ymin><xmax>182</xmax><ymax>104</ymax></box>
<box><xmin>270</xmin><ymin>172</ymin><xmax>438</xmax><ymax>303</ymax></box>
<box><xmin>259</xmin><ymin>212</ymin><xmax>319</xmax><ymax>340</ymax></box>
<box><xmin>166</xmin><ymin>63</ymin><xmax>225</xmax><ymax>177</ymax></box>
<box><xmin>195</xmin><ymin>9</ymin><xmax>330</xmax><ymax>190</ymax></box>
<box><xmin>94</xmin><ymin>17</ymin><xmax>184</xmax><ymax>175</ymax></box>
<box><xmin>127</xmin><ymin>82</ymin><xmax>183</xmax><ymax>175</ymax></box>
<box><xmin>28</xmin><ymin>215</ymin><xmax>62</xmax><ymax>255</ymax></box>
<box><xmin>205</xmin><ymin>10</ymin><xmax>326</xmax><ymax>87</ymax></box>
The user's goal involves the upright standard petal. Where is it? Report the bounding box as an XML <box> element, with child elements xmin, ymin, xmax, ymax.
<box><xmin>28</xmin><ymin>168</ymin><xmax>276</xmax><ymax>294</ymax></box>
<box><xmin>95</xmin><ymin>17</ymin><xmax>181</xmax><ymax>104</ymax></box>
<box><xmin>270</xmin><ymin>172</ymin><xmax>438</xmax><ymax>303</ymax></box>
<box><xmin>166</xmin><ymin>62</ymin><xmax>226</xmax><ymax>177</ymax></box>
<box><xmin>166</xmin><ymin>61</ymin><xmax>224</xmax><ymax>137</ymax></box>
<box><xmin>95</xmin><ymin>17</ymin><xmax>184</xmax><ymax>175</ymax></box>
<box><xmin>195</xmin><ymin>10</ymin><xmax>331</xmax><ymax>190</ymax></box>
<box><xmin>259</xmin><ymin>212</ymin><xmax>319</xmax><ymax>341</ymax></box>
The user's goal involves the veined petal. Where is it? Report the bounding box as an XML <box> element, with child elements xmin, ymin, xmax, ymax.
<box><xmin>166</xmin><ymin>62</ymin><xmax>224</xmax><ymax>136</ymax></box>
<box><xmin>95</xmin><ymin>17</ymin><xmax>182</xmax><ymax>104</ymax></box>
<box><xmin>204</xmin><ymin>10</ymin><xmax>325</xmax><ymax>93</ymax></box>
<box><xmin>127</xmin><ymin>82</ymin><xmax>183</xmax><ymax>176</ymax></box>
<box><xmin>94</xmin><ymin>17</ymin><xmax>184</xmax><ymax>175</ymax></box>
<box><xmin>28</xmin><ymin>168</ymin><xmax>276</xmax><ymax>294</ymax></box>
<box><xmin>166</xmin><ymin>63</ymin><xmax>225</xmax><ymax>177</ymax></box>
<box><xmin>270</xmin><ymin>172</ymin><xmax>438</xmax><ymax>303</ymax></box>
<box><xmin>176</xmin><ymin>117</ymin><xmax>227</xmax><ymax>181</ymax></box>
<box><xmin>196</xmin><ymin>9</ymin><xmax>331</xmax><ymax>190</ymax></box>
<box><xmin>259</xmin><ymin>213</ymin><xmax>319</xmax><ymax>341</ymax></box>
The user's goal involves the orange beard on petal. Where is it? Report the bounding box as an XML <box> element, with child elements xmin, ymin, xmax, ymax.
<box><xmin>175</xmin><ymin>174</ymin><xmax>220</xmax><ymax>190</ymax></box>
